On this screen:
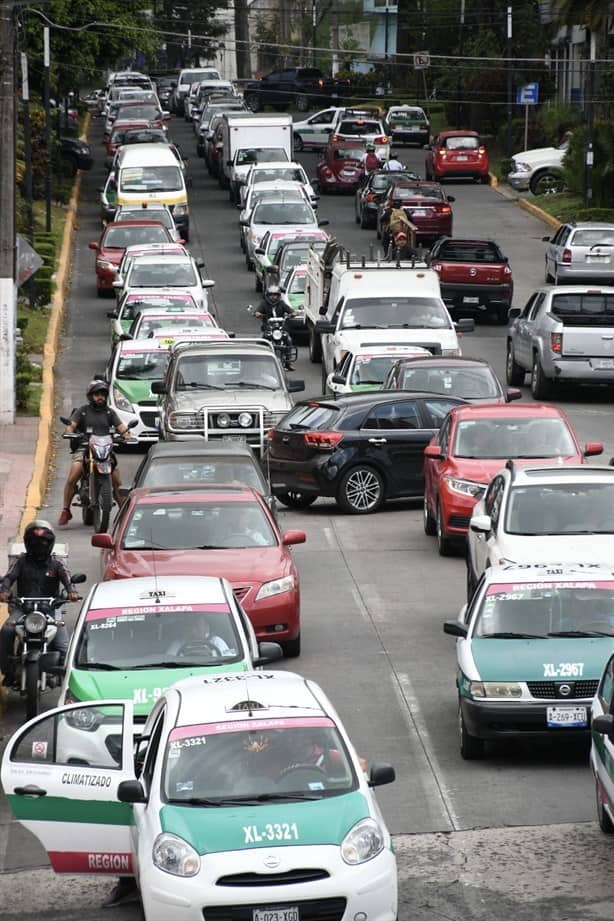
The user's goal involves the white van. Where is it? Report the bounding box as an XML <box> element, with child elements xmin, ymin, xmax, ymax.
<box><xmin>172</xmin><ymin>67</ymin><xmax>221</xmax><ymax>112</ymax></box>
<box><xmin>115</xmin><ymin>144</ymin><xmax>190</xmax><ymax>240</ymax></box>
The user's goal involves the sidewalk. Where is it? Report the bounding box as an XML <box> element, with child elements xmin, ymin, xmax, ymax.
<box><xmin>0</xmin><ymin>418</ymin><xmax>38</xmax><ymax>573</ymax></box>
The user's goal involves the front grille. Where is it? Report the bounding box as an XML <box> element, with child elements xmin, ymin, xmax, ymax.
<box><xmin>140</xmin><ymin>411</ymin><xmax>158</xmax><ymax>428</ymax></box>
<box><xmin>448</xmin><ymin>515</ymin><xmax>471</xmax><ymax>529</ymax></box>
<box><xmin>203</xmin><ymin>898</ymin><xmax>346</xmax><ymax>921</ymax></box>
<box><xmin>217</xmin><ymin>869</ymin><xmax>329</xmax><ymax>887</ymax></box>
<box><xmin>527</xmin><ymin>680</ymin><xmax>598</xmax><ymax>700</ymax></box>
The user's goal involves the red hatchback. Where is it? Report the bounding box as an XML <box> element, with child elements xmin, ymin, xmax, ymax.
<box><xmin>423</xmin><ymin>403</ymin><xmax>603</xmax><ymax>556</ymax></box>
<box><xmin>88</xmin><ymin>221</ymin><xmax>176</xmax><ymax>296</ymax></box>
<box><xmin>316</xmin><ymin>140</ymin><xmax>367</xmax><ymax>193</ymax></box>
<box><xmin>425</xmin><ymin>130</ymin><xmax>489</xmax><ymax>183</ymax></box>
<box><xmin>91</xmin><ymin>486</ymin><xmax>306</xmax><ymax>656</ymax></box>
<box><xmin>377</xmin><ymin>181</ymin><xmax>454</xmax><ymax>247</ymax></box>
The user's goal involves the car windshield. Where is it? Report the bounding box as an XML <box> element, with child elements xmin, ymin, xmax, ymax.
<box><xmin>389</xmin><ymin>109</ymin><xmax>426</xmax><ymax>124</ymax></box>
<box><xmin>339</xmin><ymin>297</ymin><xmax>450</xmax><ymax>330</ymax></box>
<box><xmin>288</xmin><ymin>273</ymin><xmax>307</xmax><ymax>294</ymax></box>
<box><xmin>121</xmin><ymin>295</ymin><xmax>197</xmax><ymax>318</ymax></box>
<box><xmin>75</xmin><ymin>607</ymin><xmax>242</xmax><ymax>669</ymax></box>
<box><xmin>252</xmin><ymin>168</ymin><xmax>304</xmax><ymax>184</ymax></box>
<box><xmin>116</xmin><ymin>210</ymin><xmax>173</xmax><ymax>230</ymax></box>
<box><xmin>279</xmin><ymin>242</ymin><xmax>325</xmax><ymax>271</ymax></box>
<box><xmin>175</xmin><ymin>353</ymin><xmax>282</xmax><ymax>390</ymax></box>
<box><xmin>103</xmin><ymin>226</ymin><xmax>168</xmax><ymax>249</ymax></box>
<box><xmin>163</xmin><ymin>718</ymin><xmax>357</xmax><ymax>803</ymax></box>
<box><xmin>119</xmin><ymin>166</ymin><xmax>182</xmax><ymax>193</ymax></box>
<box><xmin>372</xmin><ymin>173</ymin><xmax>404</xmax><ymax>191</ymax></box>
<box><xmin>138</xmin><ymin>316</ymin><xmax>212</xmax><ymax>336</ymax></box>
<box><xmin>253</xmin><ymin>202</ymin><xmax>313</xmax><ymax>225</ymax></box>
<box><xmin>392</xmin><ymin>186</ymin><xmax>443</xmax><ymax>201</ymax></box>
<box><xmin>116</xmin><ymin>351</ymin><xmax>169</xmax><ymax>380</ymax></box>
<box><xmin>399</xmin><ymin>366</ymin><xmax>499</xmax><ymax>398</ymax></box>
<box><xmin>334</xmin><ymin>147</ymin><xmax>365</xmax><ymax>161</ymax></box>
<box><xmin>437</xmin><ymin>242</ymin><xmax>502</xmax><ymax>262</ymax></box>
<box><xmin>350</xmin><ymin>356</ymin><xmax>403</xmax><ymax>385</ymax></box>
<box><xmin>140</xmin><ymin>456</ymin><xmax>264</xmax><ymax>491</ymax></box>
<box><xmin>250</xmin><ymin>189</ymin><xmax>302</xmax><ymax>209</ymax></box>
<box><xmin>116</xmin><ymin>105</ymin><xmax>160</xmax><ymax>121</ymax></box>
<box><xmin>473</xmin><ymin>582</ymin><xmax>614</xmax><ymax>638</ymax></box>
<box><xmin>506</xmin><ymin>483</ymin><xmax>614</xmax><ymax>535</ymax></box>
<box><xmin>183</xmin><ymin>71</ymin><xmax>218</xmax><ymax>84</ymax></box>
<box><xmin>570</xmin><ymin>230</ymin><xmax>614</xmax><ymax>246</ymax></box>
<box><xmin>453</xmin><ymin>417</ymin><xmax>576</xmax><ymax>459</ymax></box>
<box><xmin>129</xmin><ymin>263</ymin><xmax>197</xmax><ymax>287</ymax></box>
<box><xmin>123</xmin><ymin>500</ymin><xmax>276</xmax><ymax>550</ymax></box>
<box><xmin>338</xmin><ymin>121</ymin><xmax>381</xmax><ymax>135</ymax></box>
<box><xmin>237</xmin><ymin>148</ymin><xmax>289</xmax><ymax>165</ymax></box>
<box><xmin>445</xmin><ymin>136</ymin><xmax>479</xmax><ymax>150</ymax></box>
<box><xmin>123</xmin><ymin>129</ymin><xmax>167</xmax><ymax>144</ymax></box>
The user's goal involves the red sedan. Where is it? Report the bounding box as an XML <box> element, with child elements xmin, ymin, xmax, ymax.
<box><xmin>425</xmin><ymin>130</ymin><xmax>489</xmax><ymax>183</ymax></box>
<box><xmin>104</xmin><ymin>119</ymin><xmax>149</xmax><ymax>168</ymax></box>
<box><xmin>423</xmin><ymin>403</ymin><xmax>603</xmax><ymax>556</ymax></box>
<box><xmin>91</xmin><ymin>486</ymin><xmax>306</xmax><ymax>656</ymax></box>
<box><xmin>88</xmin><ymin>221</ymin><xmax>176</xmax><ymax>296</ymax></box>
<box><xmin>316</xmin><ymin>140</ymin><xmax>367</xmax><ymax>193</ymax></box>
<box><xmin>377</xmin><ymin>181</ymin><xmax>454</xmax><ymax>247</ymax></box>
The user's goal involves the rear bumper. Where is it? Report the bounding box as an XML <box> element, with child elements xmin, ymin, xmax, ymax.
<box><xmin>549</xmin><ymin>357</ymin><xmax>614</xmax><ymax>383</ymax></box>
<box><xmin>552</xmin><ymin>264</ymin><xmax>614</xmax><ymax>283</ymax></box>
<box><xmin>269</xmin><ymin>457</ymin><xmax>336</xmax><ymax>499</ymax></box>
<box><xmin>437</xmin><ymin>163</ymin><xmax>488</xmax><ymax>178</ymax></box>
<box><xmin>461</xmin><ymin>696</ymin><xmax>591</xmax><ymax>740</ymax></box>
<box><xmin>391</xmin><ymin>130</ymin><xmax>428</xmax><ymax>144</ymax></box>
<box><xmin>440</xmin><ymin>282</ymin><xmax>513</xmax><ymax>306</ymax></box>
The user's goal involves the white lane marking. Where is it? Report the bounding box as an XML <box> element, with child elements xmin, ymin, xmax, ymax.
<box><xmin>322</xmin><ymin>526</ymin><xmax>337</xmax><ymax>548</ymax></box>
<box><xmin>395</xmin><ymin>670</ymin><xmax>461</xmax><ymax>831</ymax></box>
<box><xmin>350</xmin><ymin>586</ymin><xmax>370</xmax><ymax>623</ymax></box>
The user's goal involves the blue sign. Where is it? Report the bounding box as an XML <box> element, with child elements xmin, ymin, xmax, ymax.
<box><xmin>516</xmin><ymin>83</ymin><xmax>539</xmax><ymax>106</ymax></box>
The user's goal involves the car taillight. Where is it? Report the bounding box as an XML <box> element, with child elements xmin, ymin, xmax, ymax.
<box><xmin>331</xmin><ymin>134</ymin><xmax>339</xmax><ymax>142</ymax></box>
<box><xmin>478</xmin><ymin>146</ymin><xmax>486</xmax><ymax>154</ymax></box>
<box><xmin>318</xmin><ymin>78</ymin><xmax>323</xmax><ymax>87</ymax></box>
<box><xmin>322</xmin><ymin>166</ymin><xmax>333</xmax><ymax>177</ymax></box>
<box><xmin>439</xmin><ymin>148</ymin><xmax>446</xmax><ymax>156</ymax></box>
<box><xmin>374</xmin><ymin>136</ymin><xmax>388</xmax><ymax>144</ymax></box>
<box><xmin>562</xmin><ymin>248</ymin><xmax>572</xmax><ymax>263</ymax></box>
<box><xmin>551</xmin><ymin>332</ymin><xmax>562</xmax><ymax>353</ymax></box>
<box><xmin>437</xmin><ymin>205</ymin><xmax>452</xmax><ymax>214</ymax></box>
<box><xmin>431</xmin><ymin>262</ymin><xmax>442</xmax><ymax>271</ymax></box>
<box><xmin>503</xmin><ymin>264</ymin><xmax>512</xmax><ymax>275</ymax></box>
<box><xmin>267</xmin><ymin>428</ymin><xmax>276</xmax><ymax>440</ymax></box>
<box><xmin>304</xmin><ymin>431</ymin><xmax>343</xmax><ymax>450</ymax></box>
<box><xmin>365</xmin><ymin>192</ymin><xmax>376</xmax><ymax>202</ymax></box>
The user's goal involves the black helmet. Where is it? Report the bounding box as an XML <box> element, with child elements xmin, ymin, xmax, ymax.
<box><xmin>267</xmin><ymin>285</ymin><xmax>281</xmax><ymax>298</ymax></box>
<box><xmin>87</xmin><ymin>380</ymin><xmax>109</xmax><ymax>403</ymax></box>
<box><xmin>24</xmin><ymin>519</ymin><xmax>56</xmax><ymax>561</ymax></box>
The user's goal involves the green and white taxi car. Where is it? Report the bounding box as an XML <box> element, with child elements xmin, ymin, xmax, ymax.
<box><xmin>2</xmin><ymin>671</ymin><xmax>397</xmax><ymax>921</ymax></box>
<box><xmin>59</xmin><ymin>575</ymin><xmax>282</xmax><ymax>725</ymax></box>
<box><xmin>105</xmin><ymin>338</ymin><xmax>173</xmax><ymax>443</ymax></box>
<box><xmin>444</xmin><ymin>563</ymin><xmax>614</xmax><ymax>759</ymax></box>
<box><xmin>123</xmin><ymin>306</ymin><xmax>220</xmax><ymax>341</ymax></box>
<box><xmin>108</xmin><ymin>290</ymin><xmax>204</xmax><ymax>344</ymax></box>
<box><xmin>590</xmin><ymin>652</ymin><xmax>614</xmax><ymax>833</ymax></box>
<box><xmin>325</xmin><ymin>344</ymin><xmax>430</xmax><ymax>396</ymax></box>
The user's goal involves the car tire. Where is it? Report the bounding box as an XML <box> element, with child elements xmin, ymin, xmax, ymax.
<box><xmin>245</xmin><ymin>94</ymin><xmax>260</xmax><ymax>113</ymax></box>
<box><xmin>355</xmin><ymin>209</ymin><xmax>361</xmax><ymax>224</ymax></box>
<box><xmin>596</xmin><ymin>779</ymin><xmax>614</xmax><ymax>834</ymax></box>
<box><xmin>480</xmin><ymin>174</ymin><xmax>490</xmax><ymax>184</ymax></box>
<box><xmin>506</xmin><ymin>342</ymin><xmax>525</xmax><ymax>386</ymax></box>
<box><xmin>530</xmin><ymin>170</ymin><xmax>564</xmax><ymax>196</ymax></box>
<box><xmin>282</xmin><ymin>632</ymin><xmax>301</xmax><ymax>657</ymax></box>
<box><xmin>436</xmin><ymin>502</ymin><xmax>454</xmax><ymax>556</ymax></box>
<box><xmin>277</xmin><ymin>491</ymin><xmax>317</xmax><ymax>509</ymax></box>
<box><xmin>553</xmin><ymin>264</ymin><xmax>561</xmax><ymax>286</ymax></box>
<box><xmin>296</xmin><ymin>94</ymin><xmax>309</xmax><ymax>112</ymax></box>
<box><xmin>308</xmin><ymin>325</ymin><xmax>322</xmax><ymax>363</ymax></box>
<box><xmin>337</xmin><ymin>465</ymin><xmax>385</xmax><ymax>514</ymax></box>
<box><xmin>96</xmin><ymin>287</ymin><xmax>105</xmax><ymax>298</ymax></box>
<box><xmin>531</xmin><ymin>352</ymin><xmax>552</xmax><ymax>400</ymax></box>
<box><xmin>459</xmin><ymin>702</ymin><xmax>484</xmax><ymax>760</ymax></box>
<box><xmin>545</xmin><ymin>260</ymin><xmax>553</xmax><ymax>284</ymax></box>
<box><xmin>293</xmin><ymin>133</ymin><xmax>304</xmax><ymax>152</ymax></box>
<box><xmin>376</xmin><ymin>223</ymin><xmax>382</xmax><ymax>240</ymax></box>
<box><xmin>423</xmin><ymin>493</ymin><xmax>436</xmax><ymax>536</ymax></box>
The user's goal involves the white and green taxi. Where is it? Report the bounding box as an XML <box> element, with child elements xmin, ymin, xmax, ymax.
<box><xmin>2</xmin><ymin>671</ymin><xmax>397</xmax><ymax>921</ymax></box>
<box><xmin>444</xmin><ymin>563</ymin><xmax>614</xmax><ymax>759</ymax></box>
<box><xmin>325</xmin><ymin>344</ymin><xmax>430</xmax><ymax>396</ymax></box>
<box><xmin>58</xmin><ymin>575</ymin><xmax>282</xmax><ymax>727</ymax></box>
<box><xmin>108</xmin><ymin>290</ymin><xmax>204</xmax><ymax>344</ymax></box>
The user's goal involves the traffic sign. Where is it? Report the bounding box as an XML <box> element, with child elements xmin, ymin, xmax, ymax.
<box><xmin>516</xmin><ymin>83</ymin><xmax>539</xmax><ymax>106</ymax></box>
<box><xmin>413</xmin><ymin>52</ymin><xmax>430</xmax><ymax>70</ymax></box>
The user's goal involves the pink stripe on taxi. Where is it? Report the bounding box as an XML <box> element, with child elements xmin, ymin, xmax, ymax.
<box><xmin>486</xmin><ymin>581</ymin><xmax>614</xmax><ymax>595</ymax></box>
<box><xmin>86</xmin><ymin>602</ymin><xmax>231</xmax><ymax>622</ymax></box>
<box><xmin>170</xmin><ymin>716</ymin><xmax>334</xmax><ymax>741</ymax></box>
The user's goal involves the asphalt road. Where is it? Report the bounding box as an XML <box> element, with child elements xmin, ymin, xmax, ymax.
<box><xmin>2</xmin><ymin>114</ymin><xmax>614</xmax><ymax>919</ymax></box>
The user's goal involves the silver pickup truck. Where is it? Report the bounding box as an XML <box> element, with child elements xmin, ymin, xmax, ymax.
<box><xmin>506</xmin><ymin>286</ymin><xmax>614</xmax><ymax>398</ymax></box>
<box><xmin>152</xmin><ymin>339</ymin><xmax>304</xmax><ymax>453</ymax></box>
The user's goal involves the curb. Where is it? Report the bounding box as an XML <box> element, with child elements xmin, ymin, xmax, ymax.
<box><xmin>17</xmin><ymin>113</ymin><xmax>90</xmax><ymax>535</ymax></box>
<box><xmin>516</xmin><ymin>196</ymin><xmax>561</xmax><ymax>231</ymax></box>
<box><xmin>488</xmin><ymin>171</ymin><xmax>498</xmax><ymax>189</ymax></box>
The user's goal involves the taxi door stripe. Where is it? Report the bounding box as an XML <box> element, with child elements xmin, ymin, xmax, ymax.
<box><xmin>7</xmin><ymin>795</ymin><xmax>132</xmax><ymax>825</ymax></box>
<box><xmin>49</xmin><ymin>850</ymin><xmax>134</xmax><ymax>874</ymax></box>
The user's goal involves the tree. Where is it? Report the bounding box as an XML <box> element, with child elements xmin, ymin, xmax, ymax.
<box><xmin>153</xmin><ymin>0</ymin><xmax>229</xmax><ymax>71</ymax></box>
<box><xmin>555</xmin><ymin>0</ymin><xmax>611</xmax><ymax>31</ymax></box>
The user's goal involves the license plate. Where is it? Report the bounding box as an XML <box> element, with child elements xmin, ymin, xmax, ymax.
<box><xmin>591</xmin><ymin>358</ymin><xmax>614</xmax><ymax>370</ymax></box>
<box><xmin>455</xmin><ymin>155</ymin><xmax>468</xmax><ymax>161</ymax></box>
<box><xmin>463</xmin><ymin>296</ymin><xmax>480</xmax><ymax>304</ymax></box>
<box><xmin>410</xmin><ymin>209</ymin><xmax>426</xmax><ymax>216</ymax></box>
<box><xmin>253</xmin><ymin>908</ymin><xmax>299</xmax><ymax>921</ymax></box>
<box><xmin>341</xmin><ymin>170</ymin><xmax>357</xmax><ymax>178</ymax></box>
<box><xmin>547</xmin><ymin>706</ymin><xmax>587</xmax><ymax>728</ymax></box>
<box><xmin>586</xmin><ymin>255</ymin><xmax>609</xmax><ymax>263</ymax></box>
<box><xmin>222</xmin><ymin>434</ymin><xmax>248</xmax><ymax>443</ymax></box>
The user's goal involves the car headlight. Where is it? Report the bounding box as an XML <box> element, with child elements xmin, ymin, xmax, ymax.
<box><xmin>444</xmin><ymin>477</ymin><xmax>486</xmax><ymax>498</ymax></box>
<box><xmin>340</xmin><ymin>817</ymin><xmax>384</xmax><ymax>865</ymax></box>
<box><xmin>470</xmin><ymin>681</ymin><xmax>522</xmax><ymax>699</ymax></box>
<box><xmin>169</xmin><ymin>412</ymin><xmax>200</xmax><ymax>430</ymax></box>
<box><xmin>217</xmin><ymin>412</ymin><xmax>231</xmax><ymax>428</ymax></box>
<box><xmin>153</xmin><ymin>833</ymin><xmax>200</xmax><ymax>877</ymax></box>
<box><xmin>96</xmin><ymin>260</ymin><xmax>116</xmax><ymax>272</ymax></box>
<box><xmin>255</xmin><ymin>574</ymin><xmax>295</xmax><ymax>601</ymax></box>
<box><xmin>113</xmin><ymin>387</ymin><xmax>134</xmax><ymax>414</ymax></box>
<box><xmin>515</xmin><ymin>162</ymin><xmax>531</xmax><ymax>172</ymax></box>
<box><xmin>238</xmin><ymin>412</ymin><xmax>253</xmax><ymax>428</ymax></box>
<box><xmin>24</xmin><ymin>611</ymin><xmax>46</xmax><ymax>634</ymax></box>
<box><xmin>64</xmin><ymin>707</ymin><xmax>102</xmax><ymax>731</ymax></box>
<box><xmin>173</xmin><ymin>203</ymin><xmax>188</xmax><ymax>217</ymax></box>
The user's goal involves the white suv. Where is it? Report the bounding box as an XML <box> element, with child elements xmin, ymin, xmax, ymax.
<box><xmin>466</xmin><ymin>463</ymin><xmax>614</xmax><ymax>599</ymax></box>
<box><xmin>507</xmin><ymin>132</ymin><xmax>571</xmax><ymax>195</ymax></box>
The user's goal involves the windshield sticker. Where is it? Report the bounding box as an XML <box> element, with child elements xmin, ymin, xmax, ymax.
<box><xmin>543</xmin><ymin>663</ymin><xmax>584</xmax><ymax>678</ymax></box>
<box><xmin>170</xmin><ymin>716</ymin><xmax>334</xmax><ymax>742</ymax></box>
<box><xmin>86</xmin><ymin>603</ymin><xmax>230</xmax><ymax>622</ymax></box>
<box><xmin>244</xmin><ymin>823</ymin><xmax>299</xmax><ymax>844</ymax></box>
<box><xmin>176</xmin><ymin>781</ymin><xmax>194</xmax><ymax>793</ymax></box>
<box><xmin>32</xmin><ymin>741</ymin><xmax>47</xmax><ymax>758</ymax></box>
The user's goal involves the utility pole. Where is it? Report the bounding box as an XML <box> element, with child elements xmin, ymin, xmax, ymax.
<box><xmin>312</xmin><ymin>0</ymin><xmax>317</xmax><ymax>68</ymax></box>
<box><xmin>0</xmin><ymin>0</ymin><xmax>16</xmax><ymax>424</ymax></box>
<box><xmin>506</xmin><ymin>5</ymin><xmax>513</xmax><ymax>157</ymax></box>
<box><xmin>233</xmin><ymin>0</ymin><xmax>250</xmax><ymax>78</ymax></box>
<box><xmin>44</xmin><ymin>25</ymin><xmax>51</xmax><ymax>233</ymax></box>
<box><xmin>456</xmin><ymin>0</ymin><xmax>465</xmax><ymax>127</ymax></box>
<box><xmin>585</xmin><ymin>29</ymin><xmax>596</xmax><ymax>208</ymax></box>
<box><xmin>21</xmin><ymin>52</ymin><xmax>33</xmax><ymax>244</ymax></box>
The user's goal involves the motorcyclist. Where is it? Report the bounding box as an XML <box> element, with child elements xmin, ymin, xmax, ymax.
<box><xmin>0</xmin><ymin>520</ymin><xmax>79</xmax><ymax>685</ymax></box>
<box><xmin>58</xmin><ymin>380</ymin><xmax>135</xmax><ymax>527</ymax></box>
<box><xmin>362</xmin><ymin>143</ymin><xmax>381</xmax><ymax>173</ymax></box>
<box><xmin>255</xmin><ymin>286</ymin><xmax>295</xmax><ymax>371</ymax></box>
<box><xmin>387</xmin><ymin>230</ymin><xmax>419</xmax><ymax>262</ymax></box>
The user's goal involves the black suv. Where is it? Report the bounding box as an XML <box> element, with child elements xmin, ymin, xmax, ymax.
<box><xmin>243</xmin><ymin>68</ymin><xmax>350</xmax><ymax>113</ymax></box>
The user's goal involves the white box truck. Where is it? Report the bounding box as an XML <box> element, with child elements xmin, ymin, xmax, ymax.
<box><xmin>220</xmin><ymin>113</ymin><xmax>293</xmax><ymax>203</ymax></box>
<box><xmin>304</xmin><ymin>242</ymin><xmax>473</xmax><ymax>389</ymax></box>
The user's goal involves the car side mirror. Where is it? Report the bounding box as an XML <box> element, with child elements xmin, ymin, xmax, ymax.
<box><xmin>454</xmin><ymin>318</ymin><xmax>474</xmax><ymax>333</ymax></box>
<box><xmin>91</xmin><ymin>533</ymin><xmax>114</xmax><ymax>549</ymax></box>
<box><xmin>254</xmin><ymin>641</ymin><xmax>284</xmax><ymax>667</ymax></box>
<box><xmin>106</xmin><ymin>310</ymin><xmax>118</xmax><ymax>319</ymax></box>
<box><xmin>367</xmin><ymin>763</ymin><xmax>395</xmax><ymax>787</ymax></box>
<box><xmin>443</xmin><ymin>620</ymin><xmax>468</xmax><ymax>638</ymax></box>
<box><xmin>254</xmin><ymin>247</ymin><xmax>265</xmax><ymax>255</ymax></box>
<box><xmin>112</xmin><ymin>279</ymin><xmax>123</xmax><ymax>288</ymax></box>
<box><xmin>447</xmin><ymin>195</ymin><xmax>455</xmax><ymax>202</ymax></box>
<box><xmin>332</xmin><ymin>373</ymin><xmax>345</xmax><ymax>385</ymax></box>
<box><xmin>470</xmin><ymin>514</ymin><xmax>491</xmax><ymax>534</ymax></box>
<box><xmin>508</xmin><ymin>307</ymin><xmax>521</xmax><ymax>319</ymax></box>
<box><xmin>117</xmin><ymin>780</ymin><xmax>147</xmax><ymax>804</ymax></box>
<box><xmin>584</xmin><ymin>442</ymin><xmax>604</xmax><ymax>457</ymax></box>
<box><xmin>424</xmin><ymin>444</ymin><xmax>442</xmax><ymax>459</ymax></box>
<box><xmin>72</xmin><ymin>573</ymin><xmax>87</xmax><ymax>584</ymax></box>
<box><xmin>282</xmin><ymin>529</ymin><xmax>306</xmax><ymax>545</ymax></box>
<box><xmin>239</xmin><ymin>218</ymin><xmax>249</xmax><ymax>225</ymax></box>
<box><xmin>202</xmin><ymin>278</ymin><xmax>215</xmax><ymax>288</ymax></box>
<box><xmin>315</xmin><ymin>320</ymin><xmax>335</xmax><ymax>334</ymax></box>
<box><xmin>119</xmin><ymin>485</ymin><xmax>131</xmax><ymax>498</ymax></box>
<box><xmin>505</xmin><ymin>388</ymin><xmax>522</xmax><ymax>402</ymax></box>
<box><xmin>542</xmin><ymin>235</ymin><xmax>551</xmax><ymax>242</ymax></box>
<box><xmin>288</xmin><ymin>379</ymin><xmax>305</xmax><ymax>393</ymax></box>
<box><xmin>592</xmin><ymin>713</ymin><xmax>614</xmax><ymax>741</ymax></box>
<box><xmin>151</xmin><ymin>380</ymin><xmax>166</xmax><ymax>394</ymax></box>
<box><xmin>88</xmin><ymin>241</ymin><xmax>99</xmax><ymax>250</ymax></box>
<box><xmin>318</xmin><ymin>219</ymin><xmax>330</xmax><ymax>227</ymax></box>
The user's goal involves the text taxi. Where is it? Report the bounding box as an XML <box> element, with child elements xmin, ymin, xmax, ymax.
<box><xmin>444</xmin><ymin>564</ymin><xmax>614</xmax><ymax>759</ymax></box>
<box><xmin>2</xmin><ymin>671</ymin><xmax>397</xmax><ymax>921</ymax></box>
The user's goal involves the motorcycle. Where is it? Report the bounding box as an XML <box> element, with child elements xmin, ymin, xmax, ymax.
<box><xmin>247</xmin><ymin>307</ymin><xmax>297</xmax><ymax>371</ymax></box>
<box><xmin>60</xmin><ymin>416</ymin><xmax>138</xmax><ymax>533</ymax></box>
<box><xmin>7</xmin><ymin>577</ymin><xmax>85</xmax><ymax>719</ymax></box>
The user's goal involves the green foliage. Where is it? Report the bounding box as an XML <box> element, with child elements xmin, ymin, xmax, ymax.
<box><xmin>554</xmin><ymin>0</ymin><xmax>611</xmax><ymax>31</ymax></box>
<box><xmin>152</xmin><ymin>0</ymin><xmax>229</xmax><ymax>70</ymax></box>
<box><xmin>563</xmin><ymin>122</ymin><xmax>614</xmax><ymax>208</ymax></box>
<box><xmin>15</xmin><ymin>346</ymin><xmax>37</xmax><ymax>411</ymax></box>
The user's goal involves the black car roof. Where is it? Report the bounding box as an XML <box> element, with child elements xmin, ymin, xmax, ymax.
<box><xmin>391</xmin><ymin>357</ymin><xmax>491</xmax><ymax>369</ymax></box>
<box><xmin>299</xmin><ymin>390</ymin><xmax>468</xmax><ymax>410</ymax></box>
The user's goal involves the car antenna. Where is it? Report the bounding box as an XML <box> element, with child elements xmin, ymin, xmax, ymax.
<box><xmin>149</xmin><ymin>527</ymin><xmax>161</xmax><ymax>602</ymax></box>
